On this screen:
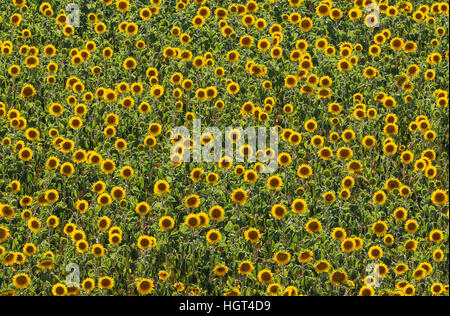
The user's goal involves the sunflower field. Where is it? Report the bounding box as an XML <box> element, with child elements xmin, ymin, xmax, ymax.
<box><xmin>0</xmin><ymin>0</ymin><xmax>449</xmax><ymax>297</ymax></box>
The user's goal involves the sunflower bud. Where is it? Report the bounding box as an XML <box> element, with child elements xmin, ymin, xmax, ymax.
<box><xmin>119</xmin><ymin>199</ymin><xmax>128</xmax><ymax>208</ymax></box>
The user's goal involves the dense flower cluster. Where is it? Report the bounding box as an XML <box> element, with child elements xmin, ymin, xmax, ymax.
<box><xmin>0</xmin><ymin>0</ymin><xmax>448</xmax><ymax>296</ymax></box>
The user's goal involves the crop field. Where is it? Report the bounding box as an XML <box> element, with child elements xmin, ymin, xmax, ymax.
<box><xmin>0</xmin><ymin>0</ymin><xmax>449</xmax><ymax>297</ymax></box>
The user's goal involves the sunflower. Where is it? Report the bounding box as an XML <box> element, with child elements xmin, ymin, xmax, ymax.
<box><xmin>431</xmin><ymin>189</ymin><xmax>448</xmax><ymax>205</ymax></box>
<box><xmin>63</xmin><ymin>223</ymin><xmax>77</xmax><ymax>236</ymax></box>
<box><xmin>109</xmin><ymin>233</ymin><xmax>122</xmax><ymax>246</ymax></box>
<box><xmin>429</xmin><ymin>230</ymin><xmax>444</xmax><ymax>243</ymax></box>
<box><xmin>373</xmin><ymin>191</ymin><xmax>387</xmax><ymax>205</ymax></box>
<box><xmin>136</xmin><ymin>278</ymin><xmax>154</xmax><ymax>295</ymax></box>
<box><xmin>19</xmin><ymin>195</ymin><xmax>32</xmax><ymax>207</ymax></box>
<box><xmin>381</xmin><ymin>232</ymin><xmax>395</xmax><ymax>246</ymax></box>
<box><xmin>93</xmin><ymin>216</ymin><xmax>111</xmax><ymax>233</ymax></box>
<box><xmin>403</xmin><ymin>284</ymin><xmax>415</xmax><ymax>296</ymax></box>
<box><xmin>284</xmin><ymin>75</ymin><xmax>298</xmax><ymax>88</ymax></box>
<box><xmin>192</xmin><ymin>15</ymin><xmax>205</xmax><ymax>27</ymax></box>
<box><xmin>431</xmin><ymin>283</ymin><xmax>444</xmax><ymax>296</ymax></box>
<box><xmin>244</xmin><ymin>228</ymin><xmax>261</xmax><ymax>244</ymax></box>
<box><xmin>359</xmin><ymin>286</ymin><xmax>375</xmax><ymax>296</ymax></box>
<box><xmin>20</xmin><ymin>209</ymin><xmax>31</xmax><ymax>220</ymax></box>
<box><xmin>404</xmin><ymin>219</ymin><xmax>419</xmax><ymax>234</ymax></box>
<box><xmin>216</xmin><ymin>156</ymin><xmax>233</xmax><ymax>170</ymax></box>
<box><xmin>206</xmin><ymin>230</ymin><xmax>222</xmax><ymax>244</ymax></box>
<box><xmin>97</xmin><ymin>193</ymin><xmax>112</xmax><ymax>207</ymax></box>
<box><xmin>153</xmin><ymin>180</ymin><xmax>170</xmax><ymax>195</ymax></box>
<box><xmin>411</xmin><ymin>268</ymin><xmax>426</xmax><ymax>281</ymax></box>
<box><xmin>52</xmin><ymin>283</ymin><xmax>67</xmax><ymax>296</ymax></box>
<box><xmin>234</xmin><ymin>260</ymin><xmax>255</xmax><ymax>276</ymax></box>
<box><xmin>323</xmin><ymin>191</ymin><xmax>336</xmax><ymax>204</ymax></box>
<box><xmin>8</xmin><ymin>180</ymin><xmax>20</xmax><ymax>193</ymax></box>
<box><xmin>2</xmin><ymin>252</ymin><xmax>16</xmax><ymax>266</ymax></box>
<box><xmin>372</xmin><ymin>221</ymin><xmax>388</xmax><ymax>237</ymax></box>
<box><xmin>340</xmin><ymin>130</ymin><xmax>355</xmax><ymax>143</ymax></box>
<box><xmin>398</xmin><ymin>150</ymin><xmax>415</xmax><ymax>165</ymax></box>
<box><xmin>155</xmin><ymin>215</ymin><xmax>175</xmax><ymax>232</ymax></box>
<box><xmin>137</xmin><ymin>235</ymin><xmax>156</xmax><ymax>250</ymax></box>
<box><xmin>184</xmin><ymin>194</ymin><xmax>200</xmax><ymax>209</ymax></box>
<box><xmin>433</xmin><ymin>249</ymin><xmax>445</xmax><ymax>262</ymax></box>
<box><xmin>314</xmin><ymin>260</ymin><xmax>330</xmax><ymax>274</ymax></box>
<box><xmin>305</xmin><ymin>219</ymin><xmax>322</xmax><ymax>234</ymax></box>
<box><xmin>182</xmin><ymin>167</ymin><xmax>203</xmax><ymax>183</ymax></box>
<box><xmin>395</xmin><ymin>280</ymin><xmax>409</xmax><ymax>295</ymax></box>
<box><xmin>327</xmin><ymin>103</ymin><xmax>341</xmax><ymax>116</ymax></box>
<box><xmin>116</xmin><ymin>0</ymin><xmax>129</xmax><ymax>12</ymax></box>
<box><xmin>0</xmin><ymin>204</ymin><xmax>15</xmax><ymax>219</ymax></box>
<box><xmin>12</xmin><ymin>140</ymin><xmax>24</xmax><ymax>152</ymax></box>
<box><xmin>0</xmin><ymin>290</ymin><xmax>14</xmax><ymax>297</ymax></box>
<box><xmin>68</xmin><ymin>116</ymin><xmax>83</xmax><ymax>130</ymax></box>
<box><xmin>22</xmin><ymin>243</ymin><xmax>36</xmax><ymax>256</ymax></box>
<box><xmin>272</xmin><ymin>251</ymin><xmax>290</xmax><ymax>265</ymax></box>
<box><xmin>27</xmin><ymin>217</ymin><xmax>41</xmax><ymax>232</ymax></box>
<box><xmin>231</xmin><ymin>189</ymin><xmax>248</xmax><ymax>204</ymax></box>
<box><xmin>100</xmin><ymin>159</ymin><xmax>116</xmax><ymax>174</ymax></box>
<box><xmin>14</xmin><ymin>252</ymin><xmax>26</xmax><ymax>264</ymax></box>
<box><xmin>289</xmin><ymin>132</ymin><xmax>302</xmax><ymax>145</ymax></box>
<box><xmin>289</xmin><ymin>198</ymin><xmax>307</xmax><ymax>214</ymax></box>
<box><xmin>295</xmin><ymin>17</ymin><xmax>312</xmax><ymax>31</ymax></box>
<box><xmin>135</xmin><ymin>202</ymin><xmax>150</xmax><ymax>216</ymax></box>
<box><xmin>226</xmin><ymin>81</ymin><xmax>240</xmax><ymax>95</ymax></box>
<box><xmin>257</xmin><ymin>269</ymin><xmax>273</xmax><ymax>284</ymax></box>
<box><xmin>341</xmin><ymin>239</ymin><xmax>356</xmax><ymax>253</ymax></box>
<box><xmin>338</xmin><ymin>60</ymin><xmax>351</xmax><ymax>72</ymax></box>
<box><xmin>310</xmin><ymin>135</ymin><xmax>324</xmax><ymax>148</ymax></box>
<box><xmin>204</xmin><ymin>206</ymin><xmax>225</xmax><ymax>224</ymax></box>
<box><xmin>268</xmin><ymin>204</ymin><xmax>286</xmax><ymax>220</ymax></box>
<box><xmin>393</xmin><ymin>264</ymin><xmax>408</xmax><ymax>276</ymax></box>
<box><xmin>419</xmin><ymin>262</ymin><xmax>433</xmax><ymax>276</ymax></box>
<box><xmin>337</xmin><ymin>147</ymin><xmax>353</xmax><ymax>160</ymax></box>
<box><xmin>368</xmin><ymin>246</ymin><xmax>383</xmax><ymax>260</ymax></box>
<box><xmin>116</xmin><ymin>166</ymin><xmax>134</xmax><ymax>180</ymax></box>
<box><xmin>157</xmin><ymin>270</ymin><xmax>170</xmax><ymax>281</ymax></box>
<box><xmin>63</xmin><ymin>24</ymin><xmax>76</xmax><ymax>36</ymax></box>
<box><xmin>174</xmin><ymin>282</ymin><xmax>185</xmax><ymax>293</ymax></box>
<box><xmin>98</xmin><ymin>277</ymin><xmax>114</xmax><ymax>290</ymax></box>
<box><xmin>424</xmin><ymin>130</ymin><xmax>437</xmax><ymax>141</ymax></box>
<box><xmin>12</xmin><ymin>273</ymin><xmax>30</xmax><ymax>289</ymax></box>
<box><xmin>184</xmin><ymin>214</ymin><xmax>200</xmax><ymax>229</ymax></box>
<box><xmin>24</xmin><ymin>55</ymin><xmax>40</xmax><ymax>69</ymax></box>
<box><xmin>90</xmin><ymin>181</ymin><xmax>108</xmax><ymax>197</ymax></box>
<box><xmin>297</xmin><ymin>164</ymin><xmax>312</xmax><ymax>179</ymax></box>
<box><xmin>264</xmin><ymin>283</ymin><xmax>282</xmax><ymax>296</ymax></box>
<box><xmin>8</xmin><ymin>64</ymin><xmax>21</xmax><ymax>77</ymax></box>
<box><xmin>73</xmin><ymin>239</ymin><xmax>88</xmax><ymax>253</ymax></box>
<box><xmin>211</xmin><ymin>264</ymin><xmax>228</xmax><ymax>277</ymax></box>
<box><xmin>331</xmin><ymin>228</ymin><xmax>347</xmax><ymax>241</ymax></box>
<box><xmin>81</xmin><ymin>278</ymin><xmax>95</xmax><ymax>292</ymax></box>
<box><xmin>91</xmin><ymin>244</ymin><xmax>105</xmax><ymax>258</ymax></box>
<box><xmin>330</xmin><ymin>270</ymin><xmax>348</xmax><ymax>287</ymax></box>
<box><xmin>339</xmin><ymin>177</ymin><xmax>355</xmax><ymax>191</ymax></box>
<box><xmin>240</xmin><ymin>169</ymin><xmax>257</xmax><ymax>184</ymax></box>
<box><xmin>267</xmin><ymin>175</ymin><xmax>283</xmax><ymax>190</ymax></box>
<box><xmin>20</xmin><ymin>84</ymin><xmax>36</xmax><ymax>99</ymax></box>
<box><xmin>374</xmin><ymin>264</ymin><xmax>389</xmax><ymax>279</ymax></box>
<box><xmin>361</xmin><ymin>65</ymin><xmax>378</xmax><ymax>78</ymax></box>
<box><xmin>123</xmin><ymin>57</ymin><xmax>137</xmax><ymax>70</ymax></box>
<box><xmin>413</xmin><ymin>159</ymin><xmax>426</xmax><ymax>172</ymax></box>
